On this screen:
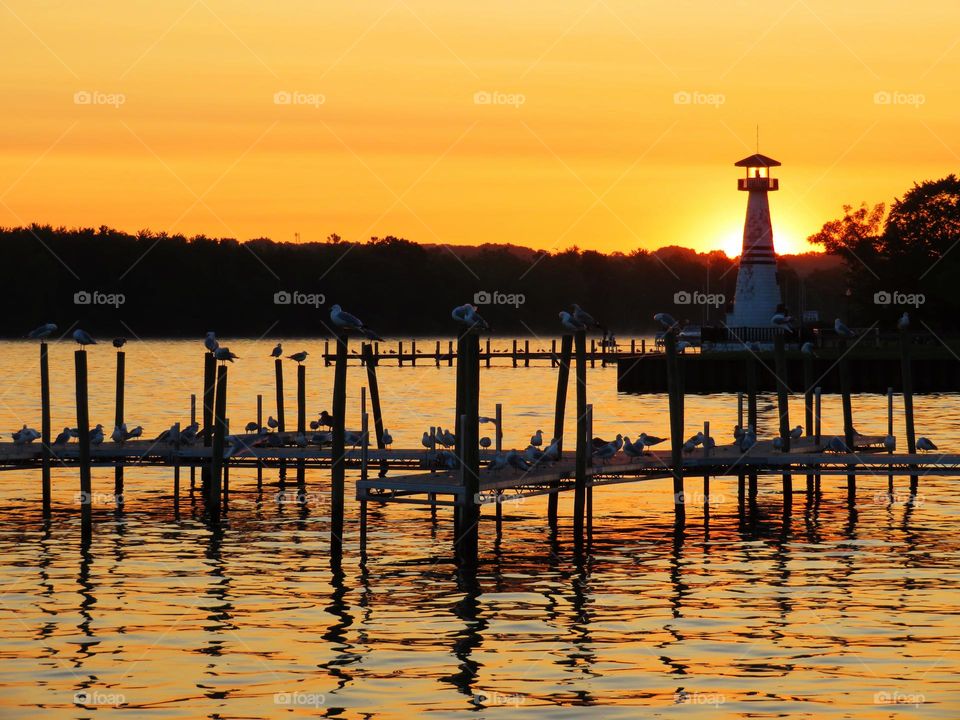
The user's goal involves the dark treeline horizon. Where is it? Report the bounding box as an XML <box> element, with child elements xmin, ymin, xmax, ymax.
<box><xmin>3</xmin><ymin>224</ymin><xmax>850</xmax><ymax>339</ymax></box>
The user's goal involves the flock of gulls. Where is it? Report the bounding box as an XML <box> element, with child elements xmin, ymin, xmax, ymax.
<box><xmin>14</xmin><ymin>306</ymin><xmax>937</xmax><ymax>469</ymax></box>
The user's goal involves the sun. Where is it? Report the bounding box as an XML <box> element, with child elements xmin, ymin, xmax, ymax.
<box><xmin>717</xmin><ymin>228</ymin><xmax>809</xmax><ymax>258</ymax></box>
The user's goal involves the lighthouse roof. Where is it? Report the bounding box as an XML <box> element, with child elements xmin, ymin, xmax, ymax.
<box><xmin>734</xmin><ymin>153</ymin><xmax>781</xmax><ymax>168</ymax></box>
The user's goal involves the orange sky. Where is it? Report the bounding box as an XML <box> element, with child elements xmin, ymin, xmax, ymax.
<box><xmin>1</xmin><ymin>0</ymin><xmax>958</xmax><ymax>256</ymax></box>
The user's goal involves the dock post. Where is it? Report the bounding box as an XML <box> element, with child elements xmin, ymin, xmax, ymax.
<box><xmin>745</xmin><ymin>352</ymin><xmax>758</xmax><ymax>504</ymax></box>
<box><xmin>814</xmin><ymin>387</ymin><xmax>822</xmax><ymax>492</ymax></box>
<box><xmin>448</xmin><ymin>340</ymin><xmax>454</xmax><ymax>366</ymax></box>
<box><xmin>573</xmin><ymin>330</ymin><xmax>588</xmax><ymax>541</ymax></box>
<box><xmin>209</xmin><ymin>363</ymin><xmax>227</xmax><ymax>520</ymax></box>
<box><xmin>362</xmin><ymin>343</ymin><xmax>388</xmax><ymax>477</ymax></box>
<box><xmin>114</xmin><ymin>347</ymin><xmax>125</xmax><ymax>501</ymax></box>
<box><xmin>512</xmin><ymin>339</ymin><xmax>517</xmax><ymax>368</ymax></box>
<box><xmin>524</xmin><ymin>339</ymin><xmax>530</xmax><ymax>367</ymax></box>
<box><xmin>435</xmin><ymin>340</ymin><xmax>441</xmax><ymax>367</ymax></box>
<box><xmin>454</xmin><ymin>335</ymin><xmax>481</xmax><ymax>567</ymax></box>
<box><xmin>324</xmin><ymin>340</ymin><xmax>330</xmax><ymax>366</ymax></box>
<box><xmin>900</xmin><ymin>329</ymin><xmax>918</xmax><ymax>494</ymax></box>
<box><xmin>75</xmin><ymin>349</ymin><xmax>92</xmax><ymax>542</ymax></box>
<box><xmin>703</xmin><ymin>420</ymin><xmax>711</xmax><ymax>515</ymax></box>
<box><xmin>549</xmin><ymin>334</ymin><xmax>573</xmax><ymax>525</ymax></box>
<box><xmin>202</xmin><ymin>352</ymin><xmax>215</xmax><ymax>498</ymax></box>
<box><xmin>256</xmin><ymin>393</ymin><xmax>263</xmax><ymax>486</ymax></box>
<box><xmin>774</xmin><ymin>333</ymin><xmax>792</xmax><ymax>506</ymax></box>
<box><xmin>40</xmin><ymin>343</ymin><xmax>51</xmax><ymax>518</ymax></box>
<box><xmin>586</xmin><ymin>403</ymin><xmax>593</xmax><ymax>537</ymax></box>
<box><xmin>411</xmin><ymin>339</ymin><xmax>416</xmax><ymax>366</ymax></box>
<box><xmin>551</xmin><ymin>339</ymin><xmax>557</xmax><ymax>367</ymax></box>
<box><xmin>360</xmin><ymin>397</ymin><xmax>369</xmax><ymax>554</ymax></box>
<box><xmin>274</xmin><ymin>357</ymin><xmax>286</xmax><ymax>434</ymax></box>
<box><xmin>297</xmin><ymin>363</ymin><xmax>306</xmax><ymax>486</ymax></box>
<box><xmin>190</xmin><ymin>394</ymin><xmax>197</xmax><ymax>489</ymax></box>
<box><xmin>590</xmin><ymin>338</ymin><xmax>596</xmax><ymax>368</ymax></box>
<box><xmin>486</xmin><ymin>337</ymin><xmax>491</xmax><ymax>368</ymax></box>
<box><xmin>664</xmin><ymin>332</ymin><xmax>686</xmax><ymax>524</ymax></box>
<box><xmin>887</xmin><ymin>386</ymin><xmax>894</xmax><ymax>496</ymax></box>
<box><xmin>838</xmin><ymin>340</ymin><xmax>855</xmax><ymax>497</ymax></box>
<box><xmin>330</xmin><ymin>332</ymin><xmax>349</xmax><ymax>556</ymax></box>
<box><xmin>398</xmin><ymin>340</ymin><xmax>403</xmax><ymax>367</ymax></box>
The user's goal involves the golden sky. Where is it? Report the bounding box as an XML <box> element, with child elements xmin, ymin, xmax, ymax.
<box><xmin>1</xmin><ymin>0</ymin><xmax>958</xmax><ymax>256</ymax></box>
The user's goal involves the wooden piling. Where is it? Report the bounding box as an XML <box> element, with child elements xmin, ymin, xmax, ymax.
<box><xmin>448</xmin><ymin>340</ymin><xmax>454</xmax><ymax>366</ymax></box>
<box><xmin>455</xmin><ymin>335</ymin><xmax>481</xmax><ymax>567</ymax></box>
<box><xmin>435</xmin><ymin>340</ymin><xmax>441</xmax><ymax>367</ymax></box>
<box><xmin>202</xmin><ymin>352</ymin><xmax>215</xmax><ymax>495</ymax></box>
<box><xmin>75</xmin><ymin>350</ymin><xmax>92</xmax><ymax>540</ymax></box>
<box><xmin>814</xmin><ymin>386</ymin><xmax>822</xmax><ymax>492</ymax></box>
<box><xmin>362</xmin><ymin>343</ymin><xmax>388</xmax><ymax>477</ymax></box>
<box><xmin>512</xmin><ymin>339</ymin><xmax>517</xmax><ymax>368</ymax></box>
<box><xmin>745</xmin><ymin>352</ymin><xmax>758</xmax><ymax>503</ymax></box>
<box><xmin>887</xmin><ymin>386</ymin><xmax>894</xmax><ymax>495</ymax></box>
<box><xmin>398</xmin><ymin>340</ymin><xmax>403</xmax><ymax>367</ymax></box>
<box><xmin>330</xmin><ymin>332</ymin><xmax>349</xmax><ymax>554</ymax></box>
<box><xmin>590</xmin><ymin>338</ymin><xmax>596</xmax><ymax>368</ymax></box>
<box><xmin>900</xmin><ymin>329</ymin><xmax>918</xmax><ymax>493</ymax></box>
<box><xmin>190</xmin><ymin>394</ymin><xmax>197</xmax><ymax>488</ymax></box>
<box><xmin>486</xmin><ymin>338</ymin><xmax>491</xmax><ymax>368</ymax></box>
<box><xmin>774</xmin><ymin>333</ymin><xmax>792</xmax><ymax>505</ymax></box>
<box><xmin>114</xmin><ymin>349</ymin><xmax>125</xmax><ymax>499</ymax></box>
<box><xmin>256</xmin><ymin>393</ymin><xmax>263</xmax><ymax>485</ymax></box>
<box><xmin>548</xmin><ymin>334</ymin><xmax>573</xmax><ymax>524</ymax></box>
<box><xmin>586</xmin><ymin>403</ymin><xmax>593</xmax><ymax>537</ymax></box>
<box><xmin>838</xmin><ymin>339</ymin><xmax>855</xmax><ymax>496</ymax></box>
<box><xmin>297</xmin><ymin>364</ymin><xmax>306</xmax><ymax>435</ymax></box>
<box><xmin>411</xmin><ymin>339</ymin><xmax>416</xmax><ymax>366</ymax></box>
<box><xmin>664</xmin><ymin>333</ymin><xmax>686</xmax><ymax>524</ymax></box>
<box><xmin>274</xmin><ymin>358</ymin><xmax>286</xmax><ymax>433</ymax></box>
<box><xmin>39</xmin><ymin>343</ymin><xmax>51</xmax><ymax>517</ymax></box>
<box><xmin>573</xmin><ymin>330</ymin><xmax>588</xmax><ymax>540</ymax></box>
<box><xmin>524</xmin><ymin>339</ymin><xmax>530</xmax><ymax>367</ymax></box>
<box><xmin>209</xmin><ymin>363</ymin><xmax>228</xmax><ymax>520</ymax></box>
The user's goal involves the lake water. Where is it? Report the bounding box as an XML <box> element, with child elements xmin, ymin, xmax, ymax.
<box><xmin>0</xmin><ymin>338</ymin><xmax>958</xmax><ymax>718</ymax></box>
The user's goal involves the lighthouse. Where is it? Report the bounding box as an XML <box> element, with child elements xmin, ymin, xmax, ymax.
<box><xmin>725</xmin><ymin>153</ymin><xmax>783</xmax><ymax>328</ymax></box>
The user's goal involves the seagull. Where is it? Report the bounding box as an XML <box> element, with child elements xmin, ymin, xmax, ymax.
<box><xmin>639</xmin><ymin>432</ymin><xmax>666</xmax><ymax>451</ymax></box>
<box><xmin>686</xmin><ymin>431</ymin><xmax>704</xmax><ymax>448</ymax></box>
<box><xmin>530</xmin><ymin>429</ymin><xmax>543</xmax><ymax>447</ymax></box>
<box><xmin>27</xmin><ymin>323</ymin><xmax>57</xmax><ymax>340</ymax></box>
<box><xmin>558</xmin><ymin>311</ymin><xmax>586</xmax><ymax>333</ymax></box>
<box><xmin>204</xmin><ymin>331</ymin><xmax>219</xmax><ymax>353</ymax></box>
<box><xmin>382</xmin><ymin>429</ymin><xmax>393</xmax><ymax>447</ymax></box>
<box><xmin>917</xmin><ymin>437</ymin><xmax>938</xmax><ymax>452</ymax></box>
<box><xmin>572</xmin><ymin>304</ymin><xmax>600</xmax><ymax>329</ymax></box>
<box><xmin>245</xmin><ymin>421</ymin><xmax>260</xmax><ymax>433</ymax></box>
<box><xmin>330</xmin><ymin>304</ymin><xmax>383</xmax><ymax>341</ymax></box>
<box><xmin>214</xmin><ymin>347</ymin><xmax>238</xmax><ymax>363</ymax></box>
<box><xmin>73</xmin><ymin>329</ymin><xmax>96</xmax><ymax>346</ymax></box>
<box><xmin>439</xmin><ymin>429</ymin><xmax>456</xmax><ymax>447</ymax></box>
<box><xmin>733</xmin><ymin>425</ymin><xmax>745</xmax><ymax>442</ymax></box>
<box><xmin>90</xmin><ymin>424</ymin><xmax>105</xmax><ymax>445</ymax></box>
<box><xmin>623</xmin><ymin>436</ymin><xmax>644</xmax><ymax>459</ymax></box>
<box><xmin>309</xmin><ymin>420</ymin><xmax>321</xmax><ymax>430</ymax></box>
<box><xmin>771</xmin><ymin>313</ymin><xmax>793</xmax><ymax>327</ymax></box>
<box><xmin>267</xmin><ymin>416</ymin><xmax>279</xmax><ymax>430</ymax></box>
<box><xmin>271</xmin><ymin>343</ymin><xmax>283</xmax><ymax>357</ymax></box>
<box><xmin>181</xmin><ymin>422</ymin><xmax>200</xmax><ymax>444</ymax></box>
<box><xmin>773</xmin><ymin>436</ymin><xmax>784</xmax><ymax>451</ymax></box>
<box><xmin>826</xmin><ymin>436</ymin><xmax>850</xmax><ymax>453</ymax></box>
<box><xmin>318</xmin><ymin>411</ymin><xmax>335</xmax><ymax>428</ymax></box>
<box><xmin>834</xmin><ymin>319</ymin><xmax>855</xmax><ymax>338</ymax></box>
<box><xmin>541</xmin><ymin>438</ymin><xmax>560</xmax><ymax>462</ymax></box>
<box><xmin>738</xmin><ymin>427</ymin><xmax>756</xmax><ymax>453</ymax></box>
<box><xmin>488</xmin><ymin>452</ymin><xmax>508</xmax><ymax>472</ymax></box>
<box><xmin>479</xmin><ymin>436</ymin><xmax>492</xmax><ymax>448</ymax></box>
<box><xmin>421</xmin><ymin>431</ymin><xmax>433</xmax><ymax>449</ymax></box>
<box><xmin>286</xmin><ymin>351</ymin><xmax>308</xmax><ymax>363</ymax></box>
<box><xmin>124</xmin><ymin>425</ymin><xmax>142</xmax><ymax>441</ymax></box>
<box><xmin>452</xmin><ymin>304</ymin><xmax>490</xmax><ymax>332</ymax></box>
<box><xmin>112</xmin><ymin>337</ymin><xmax>126</xmax><ymax>349</ymax></box>
<box><xmin>682</xmin><ymin>437</ymin><xmax>698</xmax><ymax>453</ymax></box>
<box><xmin>12</xmin><ymin>425</ymin><xmax>40</xmax><ymax>445</ymax></box>
<box><xmin>506</xmin><ymin>450</ymin><xmax>531</xmax><ymax>472</ymax></box>
<box><xmin>703</xmin><ymin>436</ymin><xmax>716</xmax><ymax>450</ymax></box>
<box><xmin>523</xmin><ymin>445</ymin><xmax>544</xmax><ymax>464</ymax></box>
<box><xmin>883</xmin><ymin>434</ymin><xmax>896</xmax><ymax>451</ymax></box>
<box><xmin>111</xmin><ymin>424</ymin><xmax>126</xmax><ymax>443</ymax></box>
<box><xmin>654</xmin><ymin>312</ymin><xmax>678</xmax><ymax>330</ymax></box>
<box><xmin>801</xmin><ymin>342</ymin><xmax>816</xmax><ymax>356</ymax></box>
<box><xmin>790</xmin><ymin>425</ymin><xmax>803</xmax><ymax>440</ymax></box>
<box><xmin>53</xmin><ymin>427</ymin><xmax>72</xmax><ymax>445</ymax></box>
<box><xmin>897</xmin><ymin>312</ymin><xmax>910</xmax><ymax>331</ymax></box>
<box><xmin>593</xmin><ymin>440</ymin><xmax>618</xmax><ymax>462</ymax></box>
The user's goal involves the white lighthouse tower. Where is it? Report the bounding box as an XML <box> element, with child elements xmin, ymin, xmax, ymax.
<box><xmin>725</xmin><ymin>153</ymin><xmax>784</xmax><ymax>329</ymax></box>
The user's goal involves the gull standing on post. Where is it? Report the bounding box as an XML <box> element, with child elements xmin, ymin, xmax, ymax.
<box><xmin>559</xmin><ymin>311</ymin><xmax>586</xmax><ymax>333</ymax></box>
<box><xmin>330</xmin><ymin>304</ymin><xmax>383</xmax><ymax>341</ymax></box>
<box><xmin>287</xmin><ymin>351</ymin><xmax>309</xmax><ymax>363</ymax></box>
<box><xmin>204</xmin><ymin>331</ymin><xmax>219</xmax><ymax>353</ymax></box>
<box><xmin>572</xmin><ymin>304</ymin><xmax>600</xmax><ymax>329</ymax></box>
<box><xmin>28</xmin><ymin>323</ymin><xmax>57</xmax><ymax>340</ymax></box>
<box><xmin>271</xmin><ymin>343</ymin><xmax>283</xmax><ymax>357</ymax></box>
<box><xmin>73</xmin><ymin>329</ymin><xmax>96</xmax><ymax>346</ymax></box>
<box><xmin>214</xmin><ymin>347</ymin><xmax>238</xmax><ymax>363</ymax></box>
